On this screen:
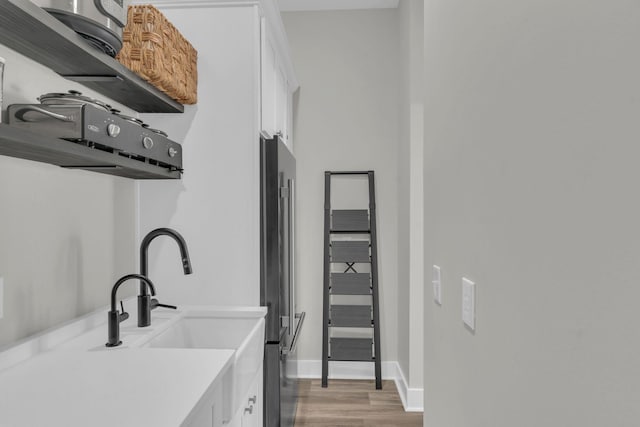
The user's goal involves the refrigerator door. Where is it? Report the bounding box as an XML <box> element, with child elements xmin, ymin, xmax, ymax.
<box><xmin>280</xmin><ymin>342</ymin><xmax>299</xmax><ymax>427</ymax></box>
<box><xmin>260</xmin><ymin>136</ymin><xmax>297</xmax><ymax>341</ymax></box>
<box><xmin>264</xmin><ymin>341</ymin><xmax>298</xmax><ymax>427</ymax></box>
<box><xmin>264</xmin><ymin>343</ymin><xmax>281</xmax><ymax>427</ymax></box>
<box><xmin>260</xmin><ymin>136</ymin><xmax>299</xmax><ymax>427</ymax></box>
<box><xmin>260</xmin><ymin>136</ymin><xmax>279</xmax><ymax>342</ymax></box>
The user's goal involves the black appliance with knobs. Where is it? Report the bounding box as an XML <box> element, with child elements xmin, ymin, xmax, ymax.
<box><xmin>6</xmin><ymin>91</ymin><xmax>183</xmax><ymax>174</ymax></box>
<box><xmin>260</xmin><ymin>135</ymin><xmax>305</xmax><ymax>427</ymax></box>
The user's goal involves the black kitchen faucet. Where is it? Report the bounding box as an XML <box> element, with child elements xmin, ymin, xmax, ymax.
<box><xmin>106</xmin><ymin>274</ymin><xmax>155</xmax><ymax>347</ymax></box>
<box><xmin>138</xmin><ymin>228</ymin><xmax>193</xmax><ymax>327</ymax></box>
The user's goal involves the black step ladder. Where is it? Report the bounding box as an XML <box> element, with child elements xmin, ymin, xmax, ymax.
<box><xmin>321</xmin><ymin>170</ymin><xmax>382</xmax><ymax>389</ymax></box>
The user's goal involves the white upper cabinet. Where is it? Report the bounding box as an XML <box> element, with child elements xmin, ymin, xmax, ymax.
<box><xmin>259</xmin><ymin>2</ymin><xmax>298</xmax><ymax>150</ymax></box>
<box><xmin>274</xmin><ymin>62</ymin><xmax>287</xmax><ymax>140</ymax></box>
<box><xmin>261</xmin><ymin>19</ymin><xmax>277</xmax><ymax>139</ymax></box>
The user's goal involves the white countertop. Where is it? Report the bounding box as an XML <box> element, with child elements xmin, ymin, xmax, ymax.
<box><xmin>0</xmin><ymin>304</ymin><xmax>267</xmax><ymax>427</ymax></box>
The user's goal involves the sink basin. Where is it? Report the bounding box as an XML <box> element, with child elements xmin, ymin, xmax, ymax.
<box><xmin>144</xmin><ymin>316</ymin><xmax>260</xmax><ymax>349</ymax></box>
<box><xmin>140</xmin><ymin>308</ymin><xmax>266</xmax><ymax>421</ymax></box>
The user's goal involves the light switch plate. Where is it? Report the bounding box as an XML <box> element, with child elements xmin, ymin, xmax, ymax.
<box><xmin>0</xmin><ymin>277</ymin><xmax>4</xmax><ymax>319</ymax></box>
<box><xmin>462</xmin><ymin>277</ymin><xmax>475</xmax><ymax>330</ymax></box>
<box><xmin>432</xmin><ymin>265</ymin><xmax>442</xmax><ymax>305</ymax></box>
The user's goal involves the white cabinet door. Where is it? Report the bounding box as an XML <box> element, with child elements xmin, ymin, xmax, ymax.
<box><xmin>286</xmin><ymin>81</ymin><xmax>293</xmax><ymax>147</ymax></box>
<box><xmin>226</xmin><ymin>367</ymin><xmax>263</xmax><ymax>427</ymax></box>
<box><xmin>240</xmin><ymin>369</ymin><xmax>262</xmax><ymax>427</ymax></box>
<box><xmin>261</xmin><ymin>17</ymin><xmax>277</xmax><ymax>138</ymax></box>
<box><xmin>186</xmin><ymin>384</ymin><xmax>224</xmax><ymax>427</ymax></box>
<box><xmin>261</xmin><ymin>19</ymin><xmax>294</xmax><ymax>148</ymax></box>
<box><xmin>188</xmin><ymin>405</ymin><xmax>214</xmax><ymax>427</ymax></box>
<box><xmin>275</xmin><ymin>63</ymin><xmax>287</xmax><ymax>140</ymax></box>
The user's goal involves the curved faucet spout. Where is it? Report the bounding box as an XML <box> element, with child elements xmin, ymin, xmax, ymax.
<box><xmin>139</xmin><ymin>228</ymin><xmax>192</xmax><ymax>296</ymax></box>
<box><xmin>111</xmin><ymin>274</ymin><xmax>156</xmax><ymax>311</ymax></box>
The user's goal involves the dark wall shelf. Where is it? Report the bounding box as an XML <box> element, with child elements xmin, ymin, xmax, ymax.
<box><xmin>0</xmin><ymin>1</ymin><xmax>184</xmax><ymax>113</ymax></box>
<box><xmin>0</xmin><ymin>125</ymin><xmax>181</xmax><ymax>180</ymax></box>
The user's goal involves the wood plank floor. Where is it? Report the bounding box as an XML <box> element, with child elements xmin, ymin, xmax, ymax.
<box><xmin>294</xmin><ymin>379</ymin><xmax>423</xmax><ymax>426</ymax></box>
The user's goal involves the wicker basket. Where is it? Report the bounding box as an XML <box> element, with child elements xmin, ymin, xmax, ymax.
<box><xmin>117</xmin><ymin>5</ymin><xmax>197</xmax><ymax>104</ymax></box>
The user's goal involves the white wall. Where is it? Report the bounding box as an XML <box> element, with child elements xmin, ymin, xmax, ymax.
<box><xmin>423</xmin><ymin>1</ymin><xmax>640</xmax><ymax>426</ymax></box>
<box><xmin>0</xmin><ymin>46</ymin><xmax>136</xmax><ymax>348</ymax></box>
<box><xmin>138</xmin><ymin>5</ymin><xmax>262</xmax><ymax>306</ymax></box>
<box><xmin>282</xmin><ymin>10</ymin><xmax>400</xmax><ymax>366</ymax></box>
<box><xmin>397</xmin><ymin>0</ymin><xmax>424</xmax><ymax>395</ymax></box>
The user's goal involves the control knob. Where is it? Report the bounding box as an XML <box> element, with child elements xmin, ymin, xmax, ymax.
<box><xmin>107</xmin><ymin>123</ymin><xmax>121</xmax><ymax>137</ymax></box>
<box><xmin>142</xmin><ymin>136</ymin><xmax>154</xmax><ymax>149</ymax></box>
<box><xmin>168</xmin><ymin>147</ymin><xmax>178</xmax><ymax>158</ymax></box>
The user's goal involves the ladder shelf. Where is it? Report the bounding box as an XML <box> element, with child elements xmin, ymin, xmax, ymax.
<box><xmin>321</xmin><ymin>170</ymin><xmax>382</xmax><ymax>389</ymax></box>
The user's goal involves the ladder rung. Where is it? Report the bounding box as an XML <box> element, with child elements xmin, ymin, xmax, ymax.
<box><xmin>330</xmin><ymin>338</ymin><xmax>373</xmax><ymax>361</ymax></box>
<box><xmin>331</xmin><ymin>209</ymin><xmax>369</xmax><ymax>232</ymax></box>
<box><xmin>330</xmin><ymin>305</ymin><xmax>372</xmax><ymax>327</ymax></box>
<box><xmin>331</xmin><ymin>273</ymin><xmax>371</xmax><ymax>295</ymax></box>
<box><xmin>328</xmin><ymin>357</ymin><xmax>375</xmax><ymax>362</ymax></box>
<box><xmin>331</xmin><ymin>241</ymin><xmax>370</xmax><ymax>263</ymax></box>
<box><xmin>327</xmin><ymin>171</ymin><xmax>371</xmax><ymax>175</ymax></box>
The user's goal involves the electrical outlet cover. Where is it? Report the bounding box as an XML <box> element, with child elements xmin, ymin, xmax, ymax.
<box><xmin>462</xmin><ymin>277</ymin><xmax>475</xmax><ymax>330</ymax></box>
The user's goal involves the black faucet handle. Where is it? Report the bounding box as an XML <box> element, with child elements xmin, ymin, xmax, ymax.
<box><xmin>150</xmin><ymin>298</ymin><xmax>177</xmax><ymax>310</ymax></box>
<box><xmin>157</xmin><ymin>303</ymin><xmax>178</xmax><ymax>310</ymax></box>
<box><xmin>119</xmin><ymin>301</ymin><xmax>130</xmax><ymax>323</ymax></box>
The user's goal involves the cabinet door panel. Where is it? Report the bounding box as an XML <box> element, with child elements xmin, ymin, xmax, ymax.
<box><xmin>188</xmin><ymin>405</ymin><xmax>214</xmax><ymax>427</ymax></box>
<box><xmin>241</xmin><ymin>369</ymin><xmax>263</xmax><ymax>427</ymax></box>
<box><xmin>287</xmin><ymin>82</ymin><xmax>293</xmax><ymax>148</ymax></box>
<box><xmin>185</xmin><ymin>383</ymin><xmax>223</xmax><ymax>427</ymax></box>
<box><xmin>275</xmin><ymin>64</ymin><xmax>287</xmax><ymax>139</ymax></box>
<box><xmin>261</xmin><ymin>19</ymin><xmax>277</xmax><ymax>137</ymax></box>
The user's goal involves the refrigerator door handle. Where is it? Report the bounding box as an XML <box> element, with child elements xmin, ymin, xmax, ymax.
<box><xmin>283</xmin><ymin>312</ymin><xmax>305</xmax><ymax>355</ymax></box>
<box><xmin>289</xmin><ymin>178</ymin><xmax>296</xmax><ymax>340</ymax></box>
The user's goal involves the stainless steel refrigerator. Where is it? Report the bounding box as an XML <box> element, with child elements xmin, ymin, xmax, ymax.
<box><xmin>260</xmin><ymin>135</ymin><xmax>305</xmax><ymax>427</ymax></box>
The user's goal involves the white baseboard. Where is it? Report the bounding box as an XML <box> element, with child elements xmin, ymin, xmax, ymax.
<box><xmin>292</xmin><ymin>359</ymin><xmax>397</xmax><ymax>379</ymax></box>
<box><xmin>290</xmin><ymin>359</ymin><xmax>424</xmax><ymax>412</ymax></box>
<box><xmin>395</xmin><ymin>364</ymin><xmax>424</xmax><ymax>412</ymax></box>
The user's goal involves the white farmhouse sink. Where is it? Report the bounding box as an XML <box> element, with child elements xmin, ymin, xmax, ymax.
<box><xmin>140</xmin><ymin>308</ymin><xmax>266</xmax><ymax>422</ymax></box>
<box><xmin>144</xmin><ymin>316</ymin><xmax>260</xmax><ymax>349</ymax></box>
